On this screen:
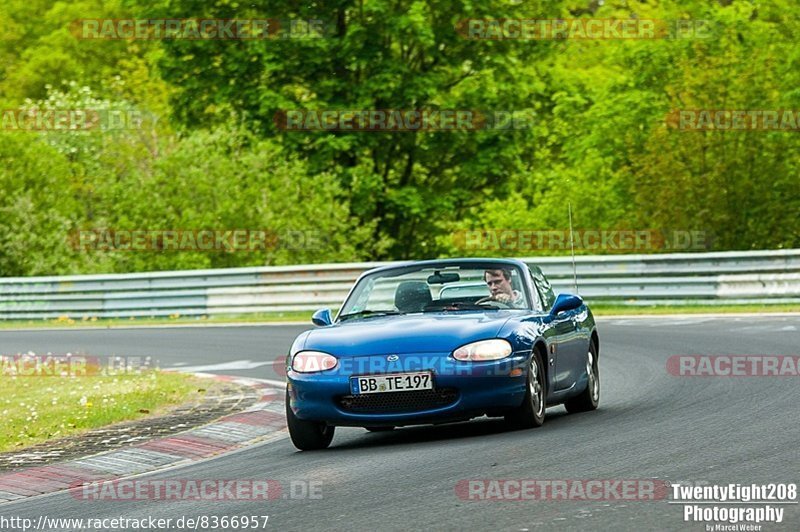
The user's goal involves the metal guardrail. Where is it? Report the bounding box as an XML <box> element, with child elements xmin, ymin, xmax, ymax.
<box><xmin>0</xmin><ymin>249</ymin><xmax>798</xmax><ymax>319</ymax></box>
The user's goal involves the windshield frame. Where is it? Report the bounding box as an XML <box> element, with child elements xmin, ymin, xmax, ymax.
<box><xmin>335</xmin><ymin>260</ymin><xmax>533</xmax><ymax>322</ymax></box>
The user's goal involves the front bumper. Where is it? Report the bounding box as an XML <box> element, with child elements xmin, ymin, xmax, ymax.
<box><xmin>287</xmin><ymin>352</ymin><xmax>530</xmax><ymax>426</ymax></box>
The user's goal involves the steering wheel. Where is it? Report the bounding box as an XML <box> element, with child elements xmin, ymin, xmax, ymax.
<box><xmin>475</xmin><ymin>296</ymin><xmax>513</xmax><ymax>309</ymax></box>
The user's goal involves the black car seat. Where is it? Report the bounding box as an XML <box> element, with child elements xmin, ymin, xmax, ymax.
<box><xmin>394</xmin><ymin>281</ymin><xmax>433</xmax><ymax>313</ymax></box>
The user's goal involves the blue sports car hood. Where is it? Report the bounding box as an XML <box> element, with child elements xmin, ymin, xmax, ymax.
<box><xmin>303</xmin><ymin>312</ymin><xmax>516</xmax><ymax>356</ymax></box>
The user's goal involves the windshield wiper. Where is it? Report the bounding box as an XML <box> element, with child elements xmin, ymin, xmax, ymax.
<box><xmin>338</xmin><ymin>309</ymin><xmax>403</xmax><ymax>321</ymax></box>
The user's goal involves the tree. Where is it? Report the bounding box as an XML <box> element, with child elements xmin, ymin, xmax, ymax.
<box><xmin>146</xmin><ymin>0</ymin><xmax>566</xmax><ymax>258</ymax></box>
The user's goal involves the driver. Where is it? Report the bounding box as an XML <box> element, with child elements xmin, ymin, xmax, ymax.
<box><xmin>482</xmin><ymin>268</ymin><xmax>524</xmax><ymax>307</ymax></box>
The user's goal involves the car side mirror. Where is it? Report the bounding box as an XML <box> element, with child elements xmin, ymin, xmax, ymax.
<box><xmin>551</xmin><ymin>293</ymin><xmax>583</xmax><ymax>315</ymax></box>
<box><xmin>312</xmin><ymin>308</ymin><xmax>333</xmax><ymax>326</ymax></box>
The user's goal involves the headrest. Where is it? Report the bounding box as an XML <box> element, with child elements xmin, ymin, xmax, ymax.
<box><xmin>394</xmin><ymin>281</ymin><xmax>432</xmax><ymax>313</ymax></box>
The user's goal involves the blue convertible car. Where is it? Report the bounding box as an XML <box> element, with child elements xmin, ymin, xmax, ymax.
<box><xmin>285</xmin><ymin>258</ymin><xmax>599</xmax><ymax>450</ymax></box>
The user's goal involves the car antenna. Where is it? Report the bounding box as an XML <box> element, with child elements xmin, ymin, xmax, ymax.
<box><xmin>568</xmin><ymin>202</ymin><xmax>579</xmax><ymax>295</ymax></box>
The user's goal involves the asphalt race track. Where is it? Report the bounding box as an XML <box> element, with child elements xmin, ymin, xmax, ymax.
<box><xmin>1</xmin><ymin>316</ymin><xmax>798</xmax><ymax>531</ymax></box>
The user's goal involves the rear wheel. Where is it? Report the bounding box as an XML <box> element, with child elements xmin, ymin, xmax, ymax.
<box><xmin>564</xmin><ymin>340</ymin><xmax>600</xmax><ymax>413</ymax></box>
<box><xmin>286</xmin><ymin>390</ymin><xmax>335</xmax><ymax>450</ymax></box>
<box><xmin>505</xmin><ymin>350</ymin><xmax>546</xmax><ymax>429</ymax></box>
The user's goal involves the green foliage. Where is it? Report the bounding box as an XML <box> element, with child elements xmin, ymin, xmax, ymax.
<box><xmin>146</xmin><ymin>0</ymin><xmax>562</xmax><ymax>258</ymax></box>
<box><xmin>0</xmin><ymin>86</ymin><xmax>371</xmax><ymax>274</ymax></box>
<box><xmin>0</xmin><ymin>133</ymin><xmax>82</xmax><ymax>275</ymax></box>
<box><xmin>0</xmin><ymin>0</ymin><xmax>798</xmax><ymax>275</ymax></box>
<box><xmin>446</xmin><ymin>0</ymin><xmax>800</xmax><ymax>255</ymax></box>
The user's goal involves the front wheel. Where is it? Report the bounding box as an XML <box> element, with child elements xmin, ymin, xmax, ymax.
<box><xmin>564</xmin><ymin>340</ymin><xmax>600</xmax><ymax>414</ymax></box>
<box><xmin>505</xmin><ymin>350</ymin><xmax>546</xmax><ymax>429</ymax></box>
<box><xmin>286</xmin><ymin>390</ymin><xmax>335</xmax><ymax>450</ymax></box>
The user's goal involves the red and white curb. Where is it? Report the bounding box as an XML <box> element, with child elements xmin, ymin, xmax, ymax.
<box><xmin>0</xmin><ymin>374</ymin><xmax>287</xmax><ymax>504</ymax></box>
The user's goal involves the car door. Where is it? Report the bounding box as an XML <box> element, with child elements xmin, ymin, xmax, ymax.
<box><xmin>529</xmin><ymin>267</ymin><xmax>584</xmax><ymax>392</ymax></box>
<box><xmin>551</xmin><ymin>305</ymin><xmax>586</xmax><ymax>391</ymax></box>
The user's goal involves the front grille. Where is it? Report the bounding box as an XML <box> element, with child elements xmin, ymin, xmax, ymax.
<box><xmin>338</xmin><ymin>388</ymin><xmax>459</xmax><ymax>413</ymax></box>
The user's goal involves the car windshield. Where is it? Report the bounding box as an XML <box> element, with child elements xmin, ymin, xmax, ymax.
<box><xmin>338</xmin><ymin>263</ymin><xmax>529</xmax><ymax>320</ymax></box>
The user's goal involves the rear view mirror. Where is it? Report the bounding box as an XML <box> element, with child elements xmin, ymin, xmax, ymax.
<box><xmin>427</xmin><ymin>271</ymin><xmax>461</xmax><ymax>284</ymax></box>
<box><xmin>551</xmin><ymin>293</ymin><xmax>583</xmax><ymax>315</ymax></box>
<box><xmin>312</xmin><ymin>308</ymin><xmax>333</xmax><ymax>326</ymax></box>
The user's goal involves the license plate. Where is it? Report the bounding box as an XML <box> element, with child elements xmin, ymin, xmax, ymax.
<box><xmin>350</xmin><ymin>372</ymin><xmax>433</xmax><ymax>395</ymax></box>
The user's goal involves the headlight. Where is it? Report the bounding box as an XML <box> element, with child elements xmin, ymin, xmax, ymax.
<box><xmin>452</xmin><ymin>339</ymin><xmax>513</xmax><ymax>361</ymax></box>
<box><xmin>291</xmin><ymin>351</ymin><xmax>339</xmax><ymax>373</ymax></box>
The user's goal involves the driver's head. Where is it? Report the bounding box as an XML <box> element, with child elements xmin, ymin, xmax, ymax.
<box><xmin>484</xmin><ymin>269</ymin><xmax>514</xmax><ymax>298</ymax></box>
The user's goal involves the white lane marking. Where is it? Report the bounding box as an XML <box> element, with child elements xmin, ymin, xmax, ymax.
<box><xmin>170</xmin><ymin>371</ymin><xmax>286</xmax><ymax>390</ymax></box>
<box><xmin>731</xmin><ymin>324</ymin><xmax>799</xmax><ymax>333</ymax></box>
<box><xmin>225</xmin><ymin>376</ymin><xmax>286</xmax><ymax>388</ymax></box>
<box><xmin>602</xmin><ymin>318</ymin><xmax>715</xmax><ymax>327</ymax></box>
<box><xmin>175</xmin><ymin>371</ymin><xmax>286</xmax><ymax>389</ymax></box>
<box><xmin>232</xmin><ymin>377</ymin><xmax>287</xmax><ymax>389</ymax></box>
<box><xmin>254</xmin><ymin>378</ymin><xmax>287</xmax><ymax>388</ymax></box>
<box><xmin>167</xmin><ymin>359</ymin><xmax>273</xmax><ymax>372</ymax></box>
<box><xmin>601</xmin><ymin>315</ymin><xmax>800</xmax><ymax>327</ymax></box>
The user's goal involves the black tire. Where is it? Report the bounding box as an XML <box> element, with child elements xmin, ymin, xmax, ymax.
<box><xmin>286</xmin><ymin>390</ymin><xmax>335</xmax><ymax>450</ymax></box>
<box><xmin>504</xmin><ymin>350</ymin><xmax>546</xmax><ymax>429</ymax></box>
<box><xmin>564</xmin><ymin>339</ymin><xmax>600</xmax><ymax>414</ymax></box>
<box><xmin>365</xmin><ymin>426</ymin><xmax>395</xmax><ymax>432</ymax></box>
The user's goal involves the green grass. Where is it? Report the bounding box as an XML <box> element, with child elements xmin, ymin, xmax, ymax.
<box><xmin>0</xmin><ymin>370</ymin><xmax>204</xmax><ymax>453</ymax></box>
<box><xmin>0</xmin><ymin>304</ymin><xmax>797</xmax><ymax>330</ymax></box>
